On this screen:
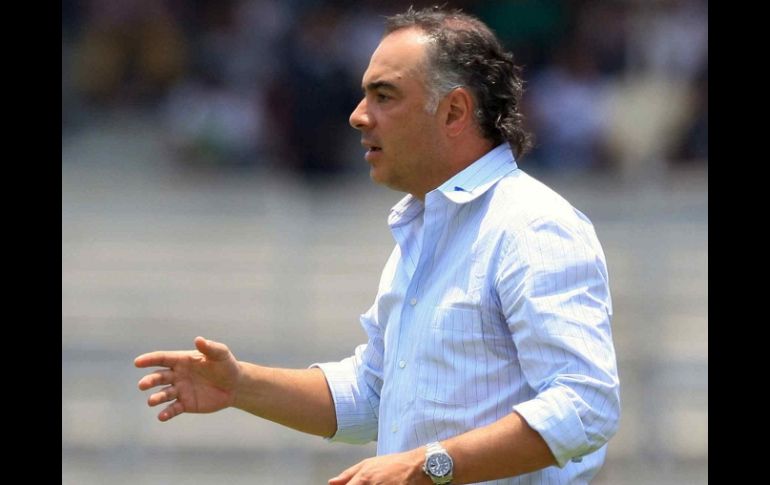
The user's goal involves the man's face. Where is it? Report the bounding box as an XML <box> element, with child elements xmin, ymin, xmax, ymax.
<box><xmin>349</xmin><ymin>28</ymin><xmax>445</xmax><ymax>196</ymax></box>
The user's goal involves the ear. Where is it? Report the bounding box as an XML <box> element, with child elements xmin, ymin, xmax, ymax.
<box><xmin>443</xmin><ymin>87</ymin><xmax>475</xmax><ymax>138</ymax></box>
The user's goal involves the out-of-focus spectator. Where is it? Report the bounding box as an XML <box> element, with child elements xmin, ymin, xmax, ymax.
<box><xmin>473</xmin><ymin>0</ymin><xmax>568</xmax><ymax>71</ymax></box>
<box><xmin>163</xmin><ymin>73</ymin><xmax>266</xmax><ymax>168</ymax></box>
<box><xmin>627</xmin><ymin>0</ymin><xmax>708</xmax><ymax>84</ymax></box>
<box><xmin>160</xmin><ymin>0</ymin><xmax>292</xmax><ymax>169</ymax></box>
<box><xmin>571</xmin><ymin>0</ymin><xmax>628</xmax><ymax>77</ymax></box>
<box><xmin>72</xmin><ymin>0</ymin><xmax>188</xmax><ymax>108</ymax></box>
<box><xmin>604</xmin><ymin>0</ymin><xmax>707</xmax><ymax>176</ymax></box>
<box><xmin>282</xmin><ymin>4</ymin><xmax>361</xmax><ymax>181</ymax></box>
<box><xmin>526</xmin><ymin>38</ymin><xmax>612</xmax><ymax>172</ymax></box>
<box><xmin>673</xmin><ymin>65</ymin><xmax>708</xmax><ymax>163</ymax></box>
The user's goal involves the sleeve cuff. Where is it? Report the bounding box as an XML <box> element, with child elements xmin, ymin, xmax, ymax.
<box><xmin>513</xmin><ymin>388</ymin><xmax>590</xmax><ymax>467</ymax></box>
<box><xmin>311</xmin><ymin>357</ymin><xmax>378</xmax><ymax>444</ymax></box>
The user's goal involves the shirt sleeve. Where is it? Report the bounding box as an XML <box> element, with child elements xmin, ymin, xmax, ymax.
<box><xmin>496</xmin><ymin>216</ymin><xmax>620</xmax><ymax>467</ymax></box>
<box><xmin>311</xmin><ymin>306</ymin><xmax>384</xmax><ymax>444</ymax></box>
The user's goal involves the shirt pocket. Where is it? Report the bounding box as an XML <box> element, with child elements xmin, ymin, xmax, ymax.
<box><xmin>416</xmin><ymin>306</ymin><xmax>486</xmax><ymax>405</ymax></box>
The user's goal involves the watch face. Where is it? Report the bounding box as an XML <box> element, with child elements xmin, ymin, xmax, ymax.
<box><xmin>427</xmin><ymin>453</ymin><xmax>453</xmax><ymax>477</ymax></box>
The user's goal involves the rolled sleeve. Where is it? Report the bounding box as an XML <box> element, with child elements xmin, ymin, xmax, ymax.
<box><xmin>498</xmin><ymin>216</ymin><xmax>621</xmax><ymax>466</ymax></box>
<box><xmin>513</xmin><ymin>388</ymin><xmax>591</xmax><ymax>467</ymax></box>
<box><xmin>311</xmin><ymin>343</ymin><xmax>381</xmax><ymax>444</ymax></box>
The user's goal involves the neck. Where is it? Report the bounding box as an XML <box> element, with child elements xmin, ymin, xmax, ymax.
<box><xmin>411</xmin><ymin>137</ymin><xmax>495</xmax><ymax>201</ymax></box>
<box><xmin>449</xmin><ymin>136</ymin><xmax>496</xmax><ymax>173</ymax></box>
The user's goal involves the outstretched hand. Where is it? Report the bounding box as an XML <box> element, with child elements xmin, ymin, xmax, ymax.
<box><xmin>135</xmin><ymin>336</ymin><xmax>241</xmax><ymax>422</ymax></box>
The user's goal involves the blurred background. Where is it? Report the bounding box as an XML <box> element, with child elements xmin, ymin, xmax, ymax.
<box><xmin>62</xmin><ymin>0</ymin><xmax>707</xmax><ymax>483</ymax></box>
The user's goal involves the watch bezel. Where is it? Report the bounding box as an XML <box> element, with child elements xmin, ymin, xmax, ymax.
<box><xmin>426</xmin><ymin>452</ymin><xmax>453</xmax><ymax>477</ymax></box>
<box><xmin>424</xmin><ymin>446</ymin><xmax>454</xmax><ymax>485</ymax></box>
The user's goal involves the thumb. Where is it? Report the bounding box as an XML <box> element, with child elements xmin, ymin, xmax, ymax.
<box><xmin>329</xmin><ymin>460</ymin><xmax>363</xmax><ymax>485</ymax></box>
<box><xmin>194</xmin><ymin>336</ymin><xmax>231</xmax><ymax>361</ymax></box>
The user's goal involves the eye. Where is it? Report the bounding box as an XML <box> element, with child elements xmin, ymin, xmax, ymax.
<box><xmin>375</xmin><ymin>93</ymin><xmax>390</xmax><ymax>102</ymax></box>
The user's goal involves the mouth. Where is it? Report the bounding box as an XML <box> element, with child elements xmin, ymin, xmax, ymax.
<box><xmin>362</xmin><ymin>141</ymin><xmax>382</xmax><ymax>160</ymax></box>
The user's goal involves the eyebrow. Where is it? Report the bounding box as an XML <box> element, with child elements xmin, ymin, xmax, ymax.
<box><xmin>363</xmin><ymin>80</ymin><xmax>401</xmax><ymax>95</ymax></box>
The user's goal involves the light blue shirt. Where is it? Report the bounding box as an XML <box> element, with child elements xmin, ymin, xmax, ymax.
<box><xmin>315</xmin><ymin>143</ymin><xmax>620</xmax><ymax>484</ymax></box>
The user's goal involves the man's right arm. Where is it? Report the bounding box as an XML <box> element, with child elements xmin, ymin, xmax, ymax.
<box><xmin>232</xmin><ymin>364</ymin><xmax>337</xmax><ymax>438</ymax></box>
<box><xmin>136</xmin><ymin>287</ymin><xmax>389</xmax><ymax>441</ymax></box>
<box><xmin>135</xmin><ymin>336</ymin><xmax>337</xmax><ymax>437</ymax></box>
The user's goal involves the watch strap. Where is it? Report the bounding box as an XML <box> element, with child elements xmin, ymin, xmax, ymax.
<box><xmin>426</xmin><ymin>441</ymin><xmax>446</xmax><ymax>456</ymax></box>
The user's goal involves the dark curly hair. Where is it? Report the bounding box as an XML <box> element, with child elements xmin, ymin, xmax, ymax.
<box><xmin>385</xmin><ymin>6</ymin><xmax>533</xmax><ymax>158</ymax></box>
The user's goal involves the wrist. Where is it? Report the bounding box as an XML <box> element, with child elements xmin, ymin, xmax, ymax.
<box><xmin>232</xmin><ymin>361</ymin><xmax>259</xmax><ymax>410</ymax></box>
<box><xmin>231</xmin><ymin>361</ymin><xmax>245</xmax><ymax>409</ymax></box>
<box><xmin>408</xmin><ymin>448</ymin><xmax>432</xmax><ymax>484</ymax></box>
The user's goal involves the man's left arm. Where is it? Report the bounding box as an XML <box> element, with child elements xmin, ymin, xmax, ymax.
<box><xmin>498</xmin><ymin>217</ymin><xmax>621</xmax><ymax>467</ymax></box>
<box><xmin>328</xmin><ymin>410</ymin><xmax>555</xmax><ymax>484</ymax></box>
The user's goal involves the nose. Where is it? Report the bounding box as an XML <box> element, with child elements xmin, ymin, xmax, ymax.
<box><xmin>349</xmin><ymin>98</ymin><xmax>372</xmax><ymax>131</ymax></box>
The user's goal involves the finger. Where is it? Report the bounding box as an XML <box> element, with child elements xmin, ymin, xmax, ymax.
<box><xmin>134</xmin><ymin>351</ymin><xmax>187</xmax><ymax>369</ymax></box>
<box><xmin>148</xmin><ymin>386</ymin><xmax>177</xmax><ymax>407</ymax></box>
<box><xmin>138</xmin><ymin>370</ymin><xmax>174</xmax><ymax>391</ymax></box>
<box><xmin>328</xmin><ymin>478</ymin><xmax>351</xmax><ymax>485</ymax></box>
<box><xmin>328</xmin><ymin>475</ymin><xmax>349</xmax><ymax>485</ymax></box>
<box><xmin>194</xmin><ymin>336</ymin><xmax>230</xmax><ymax>361</ymax></box>
<box><xmin>329</xmin><ymin>461</ymin><xmax>365</xmax><ymax>485</ymax></box>
<box><xmin>158</xmin><ymin>400</ymin><xmax>185</xmax><ymax>422</ymax></box>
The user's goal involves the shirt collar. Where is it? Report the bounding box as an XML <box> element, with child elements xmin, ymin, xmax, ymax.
<box><xmin>388</xmin><ymin>193</ymin><xmax>424</xmax><ymax>228</ymax></box>
<box><xmin>388</xmin><ymin>143</ymin><xmax>518</xmax><ymax>227</ymax></box>
<box><xmin>435</xmin><ymin>143</ymin><xmax>518</xmax><ymax>205</ymax></box>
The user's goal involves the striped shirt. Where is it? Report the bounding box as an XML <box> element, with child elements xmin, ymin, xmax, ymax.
<box><xmin>314</xmin><ymin>143</ymin><xmax>620</xmax><ymax>484</ymax></box>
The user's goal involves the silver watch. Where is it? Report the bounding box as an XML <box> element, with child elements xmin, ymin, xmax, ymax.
<box><xmin>423</xmin><ymin>441</ymin><xmax>453</xmax><ymax>484</ymax></box>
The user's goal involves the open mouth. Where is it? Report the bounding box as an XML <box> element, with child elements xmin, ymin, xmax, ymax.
<box><xmin>362</xmin><ymin>141</ymin><xmax>382</xmax><ymax>159</ymax></box>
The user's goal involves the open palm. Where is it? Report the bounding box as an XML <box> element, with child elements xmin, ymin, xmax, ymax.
<box><xmin>135</xmin><ymin>336</ymin><xmax>241</xmax><ymax>421</ymax></box>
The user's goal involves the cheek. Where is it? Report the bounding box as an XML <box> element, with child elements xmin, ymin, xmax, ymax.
<box><xmin>395</xmin><ymin>116</ymin><xmax>431</xmax><ymax>144</ymax></box>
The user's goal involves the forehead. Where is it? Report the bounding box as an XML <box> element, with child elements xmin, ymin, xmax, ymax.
<box><xmin>362</xmin><ymin>28</ymin><xmax>431</xmax><ymax>87</ymax></box>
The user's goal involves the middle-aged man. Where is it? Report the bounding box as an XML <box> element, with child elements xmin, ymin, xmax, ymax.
<box><xmin>135</xmin><ymin>6</ymin><xmax>620</xmax><ymax>484</ymax></box>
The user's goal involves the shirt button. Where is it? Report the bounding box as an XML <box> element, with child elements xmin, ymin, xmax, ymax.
<box><xmin>409</xmin><ymin>298</ymin><xmax>417</xmax><ymax>306</ymax></box>
<box><xmin>392</xmin><ymin>424</ymin><xmax>399</xmax><ymax>433</ymax></box>
<box><xmin>398</xmin><ymin>360</ymin><xmax>406</xmax><ymax>369</ymax></box>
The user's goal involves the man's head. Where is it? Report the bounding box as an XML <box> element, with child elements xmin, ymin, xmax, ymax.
<box><xmin>350</xmin><ymin>6</ymin><xmax>531</xmax><ymax>199</ymax></box>
<box><xmin>384</xmin><ymin>6</ymin><xmax>532</xmax><ymax>157</ymax></box>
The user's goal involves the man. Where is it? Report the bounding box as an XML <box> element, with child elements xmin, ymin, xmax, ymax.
<box><xmin>135</xmin><ymin>6</ymin><xmax>620</xmax><ymax>484</ymax></box>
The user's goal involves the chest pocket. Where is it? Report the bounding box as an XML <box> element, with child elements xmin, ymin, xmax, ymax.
<box><xmin>416</xmin><ymin>306</ymin><xmax>487</xmax><ymax>405</ymax></box>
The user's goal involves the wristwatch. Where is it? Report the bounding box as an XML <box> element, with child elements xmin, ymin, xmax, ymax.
<box><xmin>423</xmin><ymin>441</ymin><xmax>453</xmax><ymax>484</ymax></box>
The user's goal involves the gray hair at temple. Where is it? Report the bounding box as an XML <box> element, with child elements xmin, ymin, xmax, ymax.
<box><xmin>384</xmin><ymin>6</ymin><xmax>533</xmax><ymax>158</ymax></box>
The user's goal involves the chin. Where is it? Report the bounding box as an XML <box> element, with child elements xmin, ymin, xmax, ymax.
<box><xmin>369</xmin><ymin>165</ymin><xmax>408</xmax><ymax>192</ymax></box>
<box><xmin>369</xmin><ymin>166</ymin><xmax>387</xmax><ymax>185</ymax></box>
